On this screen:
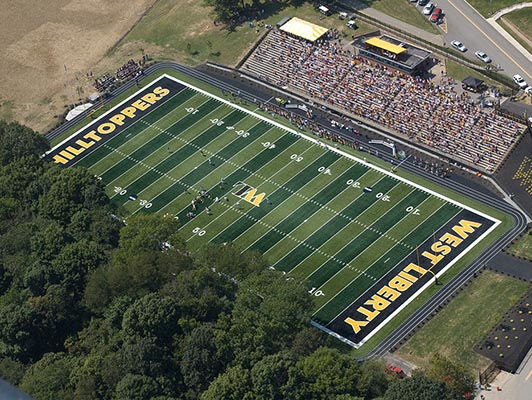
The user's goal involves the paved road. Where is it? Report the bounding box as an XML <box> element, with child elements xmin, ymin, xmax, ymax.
<box><xmin>412</xmin><ymin>0</ymin><xmax>532</xmax><ymax>81</ymax></box>
<box><xmin>480</xmin><ymin>348</ymin><xmax>532</xmax><ymax>400</ymax></box>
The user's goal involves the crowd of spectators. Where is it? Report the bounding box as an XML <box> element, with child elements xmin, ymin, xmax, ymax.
<box><xmin>94</xmin><ymin>59</ymin><xmax>143</xmax><ymax>92</ymax></box>
<box><xmin>243</xmin><ymin>29</ymin><xmax>524</xmax><ymax>172</ymax></box>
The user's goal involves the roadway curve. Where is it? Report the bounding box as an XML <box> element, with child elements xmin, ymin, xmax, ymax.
<box><xmin>45</xmin><ymin>63</ymin><xmax>529</xmax><ymax>360</ymax></box>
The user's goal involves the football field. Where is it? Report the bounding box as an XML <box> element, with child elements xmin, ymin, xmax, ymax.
<box><xmin>47</xmin><ymin>74</ymin><xmax>500</xmax><ymax>347</ymax></box>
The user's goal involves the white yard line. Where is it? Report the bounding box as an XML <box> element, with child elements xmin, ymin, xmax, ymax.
<box><xmin>313</xmin><ymin>201</ymin><xmax>454</xmax><ymax>316</ymax></box>
<box><xmin>312</xmin><ymin>194</ymin><xmax>437</xmax><ymax>291</ymax></box>
<box><xmin>69</xmin><ymin>89</ymin><xmax>195</xmax><ymax>169</ymax></box>
<box><xmin>128</xmin><ymin>119</ymin><xmax>270</xmax><ymax>214</ymax></box>
<box><xmin>181</xmin><ymin>137</ymin><xmax>322</xmax><ymax>237</ymax></box>
<box><xmin>105</xmin><ymin>98</ymin><xmax>223</xmax><ymax>193</ymax></box>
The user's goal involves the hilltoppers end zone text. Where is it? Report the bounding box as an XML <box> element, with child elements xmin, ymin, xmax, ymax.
<box><xmin>46</xmin><ymin>77</ymin><xmax>185</xmax><ymax>166</ymax></box>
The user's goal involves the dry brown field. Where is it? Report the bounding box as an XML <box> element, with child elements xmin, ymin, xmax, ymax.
<box><xmin>0</xmin><ymin>0</ymin><xmax>157</xmax><ymax>132</ymax></box>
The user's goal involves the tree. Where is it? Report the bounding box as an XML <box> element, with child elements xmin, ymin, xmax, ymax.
<box><xmin>250</xmin><ymin>352</ymin><xmax>297</xmax><ymax>400</ymax></box>
<box><xmin>38</xmin><ymin>167</ymin><xmax>109</xmax><ymax>224</ymax></box>
<box><xmin>180</xmin><ymin>324</ymin><xmax>226</xmax><ymax>394</ymax></box>
<box><xmin>291</xmin><ymin>347</ymin><xmax>363</xmax><ymax>400</ymax></box>
<box><xmin>19</xmin><ymin>352</ymin><xmax>78</xmax><ymax>400</ymax></box>
<box><xmin>201</xmin><ymin>365</ymin><xmax>253</xmax><ymax>400</ymax></box>
<box><xmin>121</xmin><ymin>293</ymin><xmax>180</xmax><ymax>344</ymax></box>
<box><xmin>114</xmin><ymin>373</ymin><xmax>162</xmax><ymax>400</ymax></box>
<box><xmin>162</xmin><ymin>266</ymin><xmax>235</xmax><ymax>323</ymax></box>
<box><xmin>116</xmin><ymin>214</ymin><xmax>182</xmax><ymax>257</ymax></box>
<box><xmin>357</xmin><ymin>361</ymin><xmax>390</xmax><ymax>399</ymax></box>
<box><xmin>51</xmin><ymin>239</ymin><xmax>106</xmax><ymax>295</ymax></box>
<box><xmin>384</xmin><ymin>370</ymin><xmax>449</xmax><ymax>400</ymax></box>
<box><xmin>0</xmin><ymin>302</ymin><xmax>37</xmax><ymax>362</ymax></box>
<box><xmin>119</xmin><ymin>334</ymin><xmax>174</xmax><ymax>377</ymax></box>
<box><xmin>30</xmin><ymin>219</ymin><xmax>71</xmax><ymax>264</ymax></box>
<box><xmin>0</xmin><ymin>120</ymin><xmax>49</xmax><ymax>166</ymax></box>
<box><xmin>0</xmin><ymin>357</ymin><xmax>26</xmax><ymax>385</ymax></box>
<box><xmin>67</xmin><ymin>208</ymin><xmax>122</xmax><ymax>249</ymax></box>
<box><xmin>223</xmin><ymin>270</ymin><xmax>313</xmax><ymax>367</ymax></box>
<box><xmin>426</xmin><ymin>353</ymin><xmax>475</xmax><ymax>398</ymax></box>
<box><xmin>197</xmin><ymin>242</ymin><xmax>267</xmax><ymax>281</ymax></box>
<box><xmin>27</xmin><ymin>284</ymin><xmax>86</xmax><ymax>356</ymax></box>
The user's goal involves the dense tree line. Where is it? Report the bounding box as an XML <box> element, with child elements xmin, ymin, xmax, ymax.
<box><xmin>0</xmin><ymin>120</ymin><xmax>474</xmax><ymax>399</ymax></box>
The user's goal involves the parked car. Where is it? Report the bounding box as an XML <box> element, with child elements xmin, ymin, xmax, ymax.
<box><xmin>385</xmin><ymin>365</ymin><xmax>406</xmax><ymax>379</ymax></box>
<box><xmin>422</xmin><ymin>2</ymin><xmax>434</xmax><ymax>15</ymax></box>
<box><xmin>418</xmin><ymin>0</ymin><xmax>430</xmax><ymax>6</ymax></box>
<box><xmin>513</xmin><ymin>74</ymin><xmax>528</xmax><ymax>89</ymax></box>
<box><xmin>475</xmin><ymin>50</ymin><xmax>491</xmax><ymax>63</ymax></box>
<box><xmin>430</xmin><ymin>7</ymin><xmax>442</xmax><ymax>22</ymax></box>
<box><xmin>451</xmin><ymin>40</ymin><xmax>467</xmax><ymax>52</ymax></box>
<box><xmin>346</xmin><ymin>19</ymin><xmax>357</xmax><ymax>29</ymax></box>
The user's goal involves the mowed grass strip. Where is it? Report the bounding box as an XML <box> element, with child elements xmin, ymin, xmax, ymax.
<box><xmin>212</xmin><ymin>150</ymin><xmax>342</xmax><ymax>245</ymax></box>
<box><xmin>265</xmin><ymin>169</ymin><xmax>384</xmax><ymax>268</ymax></box>
<box><xmin>105</xmin><ymin>99</ymin><xmax>228</xmax><ymax>196</ymax></box>
<box><xmin>283</xmin><ymin>177</ymin><xmax>402</xmax><ymax>276</ymax></box>
<box><xmin>305</xmin><ymin>188</ymin><xmax>429</xmax><ymax>289</ymax></box>
<box><xmin>274</xmin><ymin>172</ymin><xmax>395</xmax><ymax>274</ymax></box>
<box><xmin>101</xmin><ymin>99</ymin><xmax>225</xmax><ymax>184</ymax></box>
<box><xmin>145</xmin><ymin>121</ymin><xmax>274</xmax><ymax>215</ymax></box>
<box><xmin>92</xmin><ymin>93</ymin><xmax>211</xmax><ymax>178</ymax></box>
<box><xmin>313</xmin><ymin>202</ymin><xmax>462</xmax><ymax>323</ymax></box>
<box><xmin>116</xmin><ymin>111</ymin><xmax>263</xmax><ymax>207</ymax></box>
<box><xmin>247</xmin><ymin>165</ymin><xmax>363</xmax><ymax>254</ymax></box>
<box><xmin>179</xmin><ymin>132</ymin><xmax>315</xmax><ymax>242</ymax></box>
<box><xmin>182</xmin><ymin>133</ymin><xmax>310</xmax><ymax>247</ymax></box>
<box><xmin>232</xmin><ymin>154</ymin><xmax>352</xmax><ymax>251</ymax></box>
<box><xmin>120</xmin><ymin>110</ymin><xmax>256</xmax><ymax>212</ymax></box>
<box><xmin>138</xmin><ymin>131</ymin><xmax>302</xmax><ymax>218</ymax></box>
<box><xmin>75</xmin><ymin>88</ymin><xmax>196</xmax><ymax>170</ymax></box>
<box><xmin>316</xmin><ymin>195</ymin><xmax>444</xmax><ymax>302</ymax></box>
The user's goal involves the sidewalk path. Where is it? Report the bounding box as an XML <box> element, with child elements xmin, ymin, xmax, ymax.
<box><xmin>341</xmin><ymin>0</ymin><xmax>444</xmax><ymax>45</ymax></box>
<box><xmin>486</xmin><ymin>2</ymin><xmax>532</xmax><ymax>63</ymax></box>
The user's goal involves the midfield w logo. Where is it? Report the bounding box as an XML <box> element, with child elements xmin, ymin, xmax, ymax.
<box><xmin>232</xmin><ymin>182</ymin><xmax>266</xmax><ymax>206</ymax></box>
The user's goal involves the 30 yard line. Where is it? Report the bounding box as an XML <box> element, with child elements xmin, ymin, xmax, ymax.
<box><xmin>318</xmin><ymin>203</ymin><xmax>463</xmax><ymax>321</ymax></box>
<box><xmin>100</xmin><ymin>96</ymin><xmax>219</xmax><ymax>186</ymax></box>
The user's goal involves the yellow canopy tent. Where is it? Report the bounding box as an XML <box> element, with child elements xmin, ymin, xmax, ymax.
<box><xmin>364</xmin><ymin>37</ymin><xmax>406</xmax><ymax>55</ymax></box>
<box><xmin>279</xmin><ymin>17</ymin><xmax>328</xmax><ymax>42</ymax></box>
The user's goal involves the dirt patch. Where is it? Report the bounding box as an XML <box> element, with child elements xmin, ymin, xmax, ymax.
<box><xmin>0</xmin><ymin>0</ymin><xmax>156</xmax><ymax>133</ymax></box>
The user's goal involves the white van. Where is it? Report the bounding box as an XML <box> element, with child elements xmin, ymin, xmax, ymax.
<box><xmin>318</xmin><ymin>5</ymin><xmax>330</xmax><ymax>16</ymax></box>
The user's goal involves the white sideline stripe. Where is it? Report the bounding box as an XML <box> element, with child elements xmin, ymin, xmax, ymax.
<box><xmin>349</xmin><ymin>220</ymin><xmax>499</xmax><ymax>348</ymax></box>
<box><xmin>204</xmin><ymin>141</ymin><xmax>319</xmax><ymax>244</ymax></box>
<box><xmin>96</xmin><ymin>95</ymin><xmax>213</xmax><ymax>182</ymax></box>
<box><xmin>178</xmin><ymin>130</ymin><xmax>303</xmax><ymax>236</ymax></box>
<box><xmin>313</xmin><ymin>194</ymin><xmax>438</xmax><ymax>292</ymax></box>
<box><xmin>122</xmin><ymin>107</ymin><xmax>243</xmax><ymax>209</ymax></box>
<box><xmin>314</xmin><ymin>202</ymin><xmax>457</xmax><ymax>316</ymax></box>
<box><xmin>50</xmin><ymin>85</ymin><xmax>191</xmax><ymax>160</ymax></box>
<box><xmin>59</xmin><ymin>72</ymin><xmax>501</xmax><ymax>225</ymax></box>
<box><xmin>81</xmin><ymin>92</ymin><xmax>208</xmax><ymax>171</ymax></box>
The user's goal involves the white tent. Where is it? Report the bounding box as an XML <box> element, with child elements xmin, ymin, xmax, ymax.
<box><xmin>65</xmin><ymin>103</ymin><xmax>93</xmax><ymax>121</ymax></box>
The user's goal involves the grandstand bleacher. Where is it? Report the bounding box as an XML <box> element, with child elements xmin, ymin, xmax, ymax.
<box><xmin>241</xmin><ymin>25</ymin><xmax>525</xmax><ymax>173</ymax></box>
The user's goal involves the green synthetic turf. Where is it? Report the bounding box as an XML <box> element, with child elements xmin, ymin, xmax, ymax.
<box><xmin>72</xmin><ymin>78</ymin><xmax>502</xmax><ymax>348</ymax></box>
